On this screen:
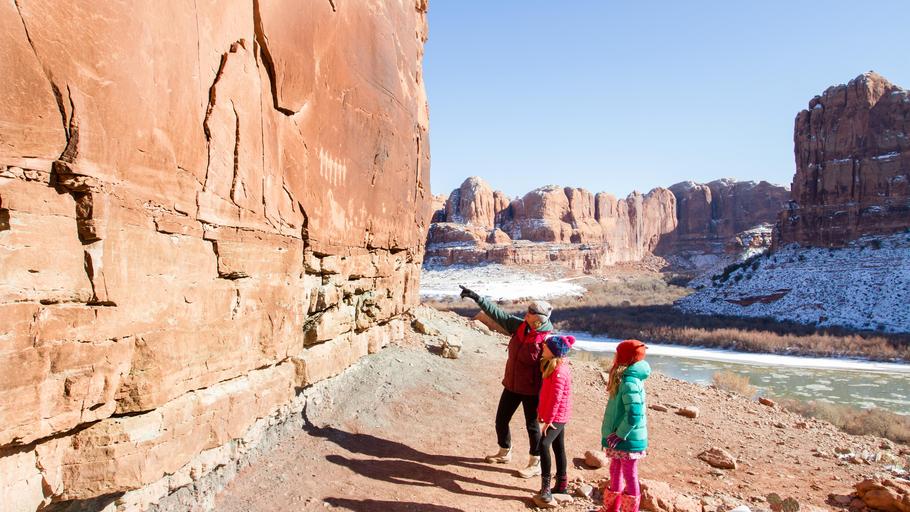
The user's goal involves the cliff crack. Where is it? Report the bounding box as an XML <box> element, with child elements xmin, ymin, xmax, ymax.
<box><xmin>252</xmin><ymin>0</ymin><xmax>295</xmax><ymax>116</ymax></box>
<box><xmin>229</xmin><ymin>101</ymin><xmax>243</xmax><ymax>206</ymax></box>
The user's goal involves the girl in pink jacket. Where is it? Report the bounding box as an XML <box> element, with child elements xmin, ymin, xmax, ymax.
<box><xmin>535</xmin><ymin>335</ymin><xmax>575</xmax><ymax>504</ymax></box>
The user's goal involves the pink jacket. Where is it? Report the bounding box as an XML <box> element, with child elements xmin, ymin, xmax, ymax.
<box><xmin>537</xmin><ymin>361</ymin><xmax>572</xmax><ymax>424</ymax></box>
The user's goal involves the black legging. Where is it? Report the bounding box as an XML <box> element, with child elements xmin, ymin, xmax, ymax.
<box><xmin>495</xmin><ymin>388</ymin><xmax>541</xmax><ymax>456</ymax></box>
<box><xmin>536</xmin><ymin>422</ymin><xmax>566</xmax><ymax>478</ymax></box>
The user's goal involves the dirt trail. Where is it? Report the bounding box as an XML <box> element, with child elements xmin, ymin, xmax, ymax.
<box><xmin>214</xmin><ymin>307</ymin><xmax>906</xmax><ymax>511</ymax></box>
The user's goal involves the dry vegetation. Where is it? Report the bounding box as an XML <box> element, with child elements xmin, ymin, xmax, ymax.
<box><xmin>426</xmin><ymin>272</ymin><xmax>910</xmax><ymax>362</ymax></box>
<box><xmin>711</xmin><ymin>370</ymin><xmax>757</xmax><ymax>397</ymax></box>
<box><xmin>775</xmin><ymin>398</ymin><xmax>910</xmax><ymax>444</ymax></box>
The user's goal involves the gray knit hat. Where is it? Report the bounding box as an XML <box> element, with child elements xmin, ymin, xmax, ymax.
<box><xmin>527</xmin><ymin>300</ymin><xmax>553</xmax><ymax>320</ymax></box>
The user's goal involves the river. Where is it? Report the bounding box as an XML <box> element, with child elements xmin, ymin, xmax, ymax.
<box><xmin>570</xmin><ymin>334</ymin><xmax>910</xmax><ymax>415</ymax></box>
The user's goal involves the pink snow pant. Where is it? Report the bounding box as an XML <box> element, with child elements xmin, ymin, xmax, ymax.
<box><xmin>608</xmin><ymin>458</ymin><xmax>640</xmax><ymax>496</ymax></box>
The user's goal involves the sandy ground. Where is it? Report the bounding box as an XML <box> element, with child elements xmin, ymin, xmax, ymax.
<box><xmin>214</xmin><ymin>307</ymin><xmax>907</xmax><ymax>512</ymax></box>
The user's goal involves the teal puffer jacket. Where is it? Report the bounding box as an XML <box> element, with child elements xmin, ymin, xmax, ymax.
<box><xmin>601</xmin><ymin>360</ymin><xmax>650</xmax><ymax>452</ymax></box>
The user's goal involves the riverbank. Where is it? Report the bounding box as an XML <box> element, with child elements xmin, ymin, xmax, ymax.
<box><xmin>214</xmin><ymin>306</ymin><xmax>908</xmax><ymax>511</ymax></box>
<box><xmin>423</xmin><ymin>267</ymin><xmax>910</xmax><ymax>362</ymax></box>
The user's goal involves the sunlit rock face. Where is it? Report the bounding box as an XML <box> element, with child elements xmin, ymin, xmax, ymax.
<box><xmin>777</xmin><ymin>72</ymin><xmax>910</xmax><ymax>247</ymax></box>
<box><xmin>655</xmin><ymin>179</ymin><xmax>790</xmax><ymax>269</ymax></box>
<box><xmin>0</xmin><ymin>0</ymin><xmax>430</xmax><ymax>509</ymax></box>
<box><xmin>426</xmin><ymin>177</ymin><xmax>677</xmax><ymax>271</ymax></box>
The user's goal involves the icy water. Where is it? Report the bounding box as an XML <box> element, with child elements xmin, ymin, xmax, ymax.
<box><xmin>571</xmin><ymin>334</ymin><xmax>910</xmax><ymax>415</ymax></box>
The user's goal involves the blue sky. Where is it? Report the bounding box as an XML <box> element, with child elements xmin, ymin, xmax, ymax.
<box><xmin>424</xmin><ymin>1</ymin><xmax>909</xmax><ymax>198</ymax></box>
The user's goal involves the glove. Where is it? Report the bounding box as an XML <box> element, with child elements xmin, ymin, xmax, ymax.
<box><xmin>459</xmin><ymin>285</ymin><xmax>479</xmax><ymax>301</ymax></box>
<box><xmin>606</xmin><ymin>433</ymin><xmax>622</xmax><ymax>449</ymax></box>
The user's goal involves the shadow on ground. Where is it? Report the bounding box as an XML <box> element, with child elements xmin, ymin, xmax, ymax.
<box><xmin>304</xmin><ymin>420</ymin><xmax>533</xmax><ymax>508</ymax></box>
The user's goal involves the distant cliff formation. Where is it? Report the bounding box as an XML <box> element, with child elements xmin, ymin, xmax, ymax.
<box><xmin>426</xmin><ymin>177</ymin><xmax>788</xmax><ymax>272</ymax></box>
<box><xmin>426</xmin><ymin>177</ymin><xmax>677</xmax><ymax>271</ymax></box>
<box><xmin>657</xmin><ymin>179</ymin><xmax>790</xmax><ymax>268</ymax></box>
<box><xmin>777</xmin><ymin>72</ymin><xmax>910</xmax><ymax>246</ymax></box>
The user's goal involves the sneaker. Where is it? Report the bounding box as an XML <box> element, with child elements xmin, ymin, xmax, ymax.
<box><xmin>485</xmin><ymin>447</ymin><xmax>512</xmax><ymax>463</ymax></box>
<box><xmin>538</xmin><ymin>488</ymin><xmax>553</xmax><ymax>504</ymax></box>
<box><xmin>517</xmin><ymin>455</ymin><xmax>541</xmax><ymax>478</ymax></box>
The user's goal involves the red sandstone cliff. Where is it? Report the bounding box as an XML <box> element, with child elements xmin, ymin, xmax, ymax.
<box><xmin>656</xmin><ymin>179</ymin><xmax>790</xmax><ymax>266</ymax></box>
<box><xmin>0</xmin><ymin>1</ymin><xmax>430</xmax><ymax>509</ymax></box>
<box><xmin>777</xmin><ymin>72</ymin><xmax>910</xmax><ymax>246</ymax></box>
<box><xmin>426</xmin><ymin>177</ymin><xmax>677</xmax><ymax>271</ymax></box>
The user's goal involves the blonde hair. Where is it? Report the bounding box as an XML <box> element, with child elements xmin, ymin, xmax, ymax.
<box><xmin>607</xmin><ymin>364</ymin><xmax>629</xmax><ymax>398</ymax></box>
<box><xmin>541</xmin><ymin>352</ymin><xmax>564</xmax><ymax>379</ymax></box>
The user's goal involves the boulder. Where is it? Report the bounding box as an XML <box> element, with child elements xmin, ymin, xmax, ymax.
<box><xmin>854</xmin><ymin>479</ymin><xmax>910</xmax><ymax>512</ymax></box>
<box><xmin>640</xmin><ymin>479</ymin><xmax>702</xmax><ymax>512</ymax></box>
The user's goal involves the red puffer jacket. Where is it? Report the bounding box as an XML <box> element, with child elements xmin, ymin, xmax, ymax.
<box><xmin>502</xmin><ymin>322</ymin><xmax>548</xmax><ymax>395</ymax></box>
<box><xmin>537</xmin><ymin>361</ymin><xmax>572</xmax><ymax>424</ymax></box>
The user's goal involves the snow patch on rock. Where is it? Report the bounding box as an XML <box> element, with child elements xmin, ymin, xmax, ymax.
<box><xmin>678</xmin><ymin>233</ymin><xmax>910</xmax><ymax>333</ymax></box>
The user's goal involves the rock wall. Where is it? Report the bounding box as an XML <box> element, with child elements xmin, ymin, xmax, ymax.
<box><xmin>656</xmin><ymin>179</ymin><xmax>790</xmax><ymax>269</ymax></box>
<box><xmin>777</xmin><ymin>72</ymin><xmax>910</xmax><ymax>247</ymax></box>
<box><xmin>426</xmin><ymin>177</ymin><xmax>677</xmax><ymax>271</ymax></box>
<box><xmin>0</xmin><ymin>1</ymin><xmax>430</xmax><ymax>510</ymax></box>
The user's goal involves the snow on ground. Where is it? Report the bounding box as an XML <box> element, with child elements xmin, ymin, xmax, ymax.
<box><xmin>420</xmin><ymin>263</ymin><xmax>585</xmax><ymax>300</ymax></box>
<box><xmin>568</xmin><ymin>332</ymin><xmax>910</xmax><ymax>373</ymax></box>
<box><xmin>678</xmin><ymin>232</ymin><xmax>910</xmax><ymax>333</ymax></box>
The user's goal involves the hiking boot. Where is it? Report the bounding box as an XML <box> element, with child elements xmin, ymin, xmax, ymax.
<box><xmin>553</xmin><ymin>474</ymin><xmax>568</xmax><ymax>494</ymax></box>
<box><xmin>538</xmin><ymin>474</ymin><xmax>553</xmax><ymax>504</ymax></box>
<box><xmin>619</xmin><ymin>493</ymin><xmax>641</xmax><ymax>512</ymax></box>
<box><xmin>517</xmin><ymin>455</ymin><xmax>541</xmax><ymax>478</ymax></box>
<box><xmin>601</xmin><ymin>490</ymin><xmax>622</xmax><ymax>512</ymax></box>
<box><xmin>484</xmin><ymin>447</ymin><xmax>512</xmax><ymax>463</ymax></box>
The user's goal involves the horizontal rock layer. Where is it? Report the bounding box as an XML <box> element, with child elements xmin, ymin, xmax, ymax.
<box><xmin>778</xmin><ymin>72</ymin><xmax>910</xmax><ymax>246</ymax></box>
<box><xmin>0</xmin><ymin>0</ymin><xmax>429</xmax><ymax>510</ymax></box>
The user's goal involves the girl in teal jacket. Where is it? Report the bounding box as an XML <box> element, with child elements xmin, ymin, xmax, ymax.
<box><xmin>600</xmin><ymin>340</ymin><xmax>650</xmax><ymax>512</ymax></box>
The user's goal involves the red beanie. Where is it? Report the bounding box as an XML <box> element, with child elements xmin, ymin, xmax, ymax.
<box><xmin>614</xmin><ymin>339</ymin><xmax>647</xmax><ymax>367</ymax></box>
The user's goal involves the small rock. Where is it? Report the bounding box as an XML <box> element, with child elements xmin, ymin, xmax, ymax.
<box><xmin>795</xmin><ymin>422</ymin><xmax>808</xmax><ymax>429</ymax></box>
<box><xmin>834</xmin><ymin>446</ymin><xmax>852</xmax><ymax>455</ymax></box>
<box><xmin>698</xmin><ymin>447</ymin><xmax>737</xmax><ymax>470</ymax></box>
<box><xmin>412</xmin><ymin>318</ymin><xmax>439</xmax><ymax>336</ymax></box>
<box><xmin>553</xmin><ymin>493</ymin><xmax>574</xmax><ymax>504</ymax></box>
<box><xmin>758</xmin><ymin>397</ymin><xmax>776</xmax><ymax>407</ymax></box>
<box><xmin>879</xmin><ymin>440</ymin><xmax>893</xmax><ymax>450</ymax></box>
<box><xmin>532</xmin><ymin>494</ymin><xmax>557</xmax><ymax>508</ymax></box>
<box><xmin>584</xmin><ymin>449</ymin><xmax>609</xmax><ymax>469</ymax></box>
<box><xmin>774</xmin><ymin>422</ymin><xmax>787</xmax><ymax>429</ymax></box>
<box><xmin>729</xmin><ymin>507</ymin><xmax>752</xmax><ymax>512</ymax></box>
<box><xmin>573</xmin><ymin>484</ymin><xmax>594</xmax><ymax>499</ymax></box>
<box><xmin>440</xmin><ymin>337</ymin><xmax>461</xmax><ymax>359</ymax></box>
<box><xmin>649</xmin><ymin>404</ymin><xmax>669</xmax><ymax>412</ymax></box>
<box><xmin>676</xmin><ymin>406</ymin><xmax>700</xmax><ymax>419</ymax></box>
<box><xmin>831</xmin><ymin>494</ymin><xmax>853</xmax><ymax>506</ymax></box>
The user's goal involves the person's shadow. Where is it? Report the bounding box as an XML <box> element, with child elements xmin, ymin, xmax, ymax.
<box><xmin>303</xmin><ymin>415</ymin><xmax>533</xmax><ymax>507</ymax></box>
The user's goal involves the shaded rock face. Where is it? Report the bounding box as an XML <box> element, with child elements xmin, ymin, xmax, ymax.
<box><xmin>778</xmin><ymin>72</ymin><xmax>910</xmax><ymax>247</ymax></box>
<box><xmin>657</xmin><ymin>179</ymin><xmax>789</xmax><ymax>266</ymax></box>
<box><xmin>0</xmin><ymin>1</ymin><xmax>429</xmax><ymax>510</ymax></box>
<box><xmin>426</xmin><ymin>177</ymin><xmax>677</xmax><ymax>271</ymax></box>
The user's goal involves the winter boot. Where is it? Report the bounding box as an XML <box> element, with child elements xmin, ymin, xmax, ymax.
<box><xmin>600</xmin><ymin>490</ymin><xmax>622</xmax><ymax>512</ymax></box>
<box><xmin>485</xmin><ymin>446</ymin><xmax>512</xmax><ymax>463</ymax></box>
<box><xmin>552</xmin><ymin>474</ymin><xmax>568</xmax><ymax>494</ymax></box>
<box><xmin>538</xmin><ymin>474</ymin><xmax>553</xmax><ymax>504</ymax></box>
<box><xmin>517</xmin><ymin>455</ymin><xmax>541</xmax><ymax>478</ymax></box>
<box><xmin>619</xmin><ymin>493</ymin><xmax>641</xmax><ymax>512</ymax></box>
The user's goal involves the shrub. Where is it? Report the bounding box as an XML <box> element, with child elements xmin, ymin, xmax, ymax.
<box><xmin>712</xmin><ymin>371</ymin><xmax>756</xmax><ymax>397</ymax></box>
<box><xmin>776</xmin><ymin>398</ymin><xmax>910</xmax><ymax>444</ymax></box>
